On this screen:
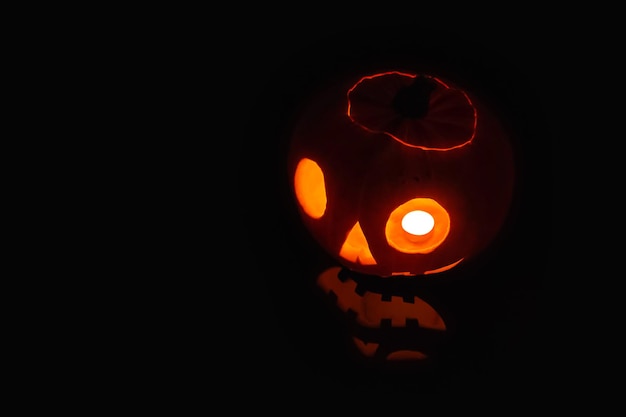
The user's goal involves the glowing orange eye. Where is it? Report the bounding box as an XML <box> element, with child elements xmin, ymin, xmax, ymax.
<box><xmin>293</xmin><ymin>158</ymin><xmax>326</xmax><ymax>219</ymax></box>
<box><xmin>385</xmin><ymin>198</ymin><xmax>450</xmax><ymax>254</ymax></box>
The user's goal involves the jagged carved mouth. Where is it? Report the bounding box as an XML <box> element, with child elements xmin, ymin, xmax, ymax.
<box><xmin>316</xmin><ymin>266</ymin><xmax>448</xmax><ymax>361</ymax></box>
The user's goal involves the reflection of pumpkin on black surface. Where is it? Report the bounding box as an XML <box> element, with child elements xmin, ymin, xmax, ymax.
<box><xmin>287</xmin><ymin>69</ymin><xmax>517</xmax><ymax>364</ymax></box>
<box><xmin>317</xmin><ymin>266</ymin><xmax>448</xmax><ymax>362</ymax></box>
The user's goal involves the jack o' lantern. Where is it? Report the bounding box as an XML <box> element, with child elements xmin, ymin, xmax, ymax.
<box><xmin>288</xmin><ymin>70</ymin><xmax>516</xmax><ymax>278</ymax></box>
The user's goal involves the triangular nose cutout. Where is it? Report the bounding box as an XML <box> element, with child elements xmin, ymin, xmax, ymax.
<box><xmin>339</xmin><ymin>222</ymin><xmax>377</xmax><ymax>265</ymax></box>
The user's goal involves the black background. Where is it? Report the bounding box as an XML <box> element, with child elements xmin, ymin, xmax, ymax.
<box><xmin>23</xmin><ymin>6</ymin><xmax>619</xmax><ymax>413</ymax></box>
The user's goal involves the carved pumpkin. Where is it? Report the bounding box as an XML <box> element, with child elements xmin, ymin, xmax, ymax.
<box><xmin>288</xmin><ymin>70</ymin><xmax>516</xmax><ymax>278</ymax></box>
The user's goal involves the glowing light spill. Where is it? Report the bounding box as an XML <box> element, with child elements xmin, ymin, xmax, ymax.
<box><xmin>401</xmin><ymin>210</ymin><xmax>434</xmax><ymax>236</ymax></box>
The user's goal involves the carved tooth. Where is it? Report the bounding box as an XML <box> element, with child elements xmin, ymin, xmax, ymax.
<box><xmin>406</xmin><ymin>318</ymin><xmax>420</xmax><ymax>328</ymax></box>
<box><xmin>337</xmin><ymin>268</ymin><xmax>351</xmax><ymax>283</ymax></box>
<box><xmin>354</xmin><ymin>283</ymin><xmax>368</xmax><ymax>296</ymax></box>
<box><xmin>345</xmin><ymin>309</ymin><xmax>358</xmax><ymax>324</ymax></box>
<box><xmin>403</xmin><ymin>295</ymin><xmax>415</xmax><ymax>304</ymax></box>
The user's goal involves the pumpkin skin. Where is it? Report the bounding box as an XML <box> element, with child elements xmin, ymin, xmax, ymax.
<box><xmin>288</xmin><ymin>71</ymin><xmax>515</xmax><ymax>277</ymax></box>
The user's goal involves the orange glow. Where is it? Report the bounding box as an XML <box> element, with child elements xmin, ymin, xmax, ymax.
<box><xmin>385</xmin><ymin>198</ymin><xmax>450</xmax><ymax>254</ymax></box>
<box><xmin>317</xmin><ymin>267</ymin><xmax>446</xmax><ymax>330</ymax></box>
<box><xmin>293</xmin><ymin>158</ymin><xmax>326</xmax><ymax>219</ymax></box>
<box><xmin>424</xmin><ymin>258</ymin><xmax>464</xmax><ymax>275</ymax></box>
<box><xmin>346</xmin><ymin>71</ymin><xmax>476</xmax><ymax>151</ymax></box>
<box><xmin>339</xmin><ymin>222</ymin><xmax>377</xmax><ymax>265</ymax></box>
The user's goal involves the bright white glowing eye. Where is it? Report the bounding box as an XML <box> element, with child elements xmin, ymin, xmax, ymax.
<box><xmin>401</xmin><ymin>210</ymin><xmax>435</xmax><ymax>236</ymax></box>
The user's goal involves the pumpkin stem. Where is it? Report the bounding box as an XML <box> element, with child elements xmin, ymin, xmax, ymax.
<box><xmin>391</xmin><ymin>76</ymin><xmax>436</xmax><ymax>119</ymax></box>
